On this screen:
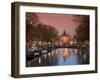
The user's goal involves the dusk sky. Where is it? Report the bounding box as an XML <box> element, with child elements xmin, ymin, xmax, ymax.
<box><xmin>37</xmin><ymin>13</ymin><xmax>78</xmax><ymax>36</ymax></box>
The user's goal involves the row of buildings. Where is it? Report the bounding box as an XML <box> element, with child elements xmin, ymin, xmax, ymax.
<box><xmin>30</xmin><ymin>30</ymin><xmax>75</xmax><ymax>50</ymax></box>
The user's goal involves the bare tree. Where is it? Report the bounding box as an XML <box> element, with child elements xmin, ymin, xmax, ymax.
<box><xmin>73</xmin><ymin>15</ymin><xmax>89</xmax><ymax>42</ymax></box>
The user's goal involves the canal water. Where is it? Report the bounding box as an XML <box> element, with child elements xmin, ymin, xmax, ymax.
<box><xmin>26</xmin><ymin>48</ymin><xmax>88</xmax><ymax>67</ymax></box>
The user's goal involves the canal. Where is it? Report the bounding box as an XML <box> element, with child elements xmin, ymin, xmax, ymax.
<box><xmin>26</xmin><ymin>48</ymin><xmax>89</xmax><ymax>67</ymax></box>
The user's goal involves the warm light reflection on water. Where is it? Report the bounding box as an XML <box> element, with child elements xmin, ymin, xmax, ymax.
<box><xmin>56</xmin><ymin>48</ymin><xmax>79</xmax><ymax>65</ymax></box>
<box><xmin>26</xmin><ymin>48</ymin><xmax>83</xmax><ymax>67</ymax></box>
<box><xmin>63</xmin><ymin>49</ymin><xmax>70</xmax><ymax>57</ymax></box>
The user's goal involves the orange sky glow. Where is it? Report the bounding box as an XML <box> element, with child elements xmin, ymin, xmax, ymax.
<box><xmin>37</xmin><ymin>13</ymin><xmax>78</xmax><ymax>36</ymax></box>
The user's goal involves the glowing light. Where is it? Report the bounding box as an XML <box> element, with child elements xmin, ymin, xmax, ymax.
<box><xmin>63</xmin><ymin>49</ymin><xmax>70</xmax><ymax>57</ymax></box>
<box><xmin>39</xmin><ymin>58</ymin><xmax>41</xmax><ymax>64</ymax></box>
<box><xmin>48</xmin><ymin>52</ymin><xmax>51</xmax><ymax>56</ymax></box>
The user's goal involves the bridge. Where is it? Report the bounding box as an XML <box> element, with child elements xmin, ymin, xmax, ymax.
<box><xmin>26</xmin><ymin>45</ymin><xmax>88</xmax><ymax>61</ymax></box>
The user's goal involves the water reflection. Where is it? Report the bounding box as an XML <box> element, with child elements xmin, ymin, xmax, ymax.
<box><xmin>26</xmin><ymin>48</ymin><xmax>89</xmax><ymax>67</ymax></box>
<box><xmin>56</xmin><ymin>48</ymin><xmax>79</xmax><ymax>65</ymax></box>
